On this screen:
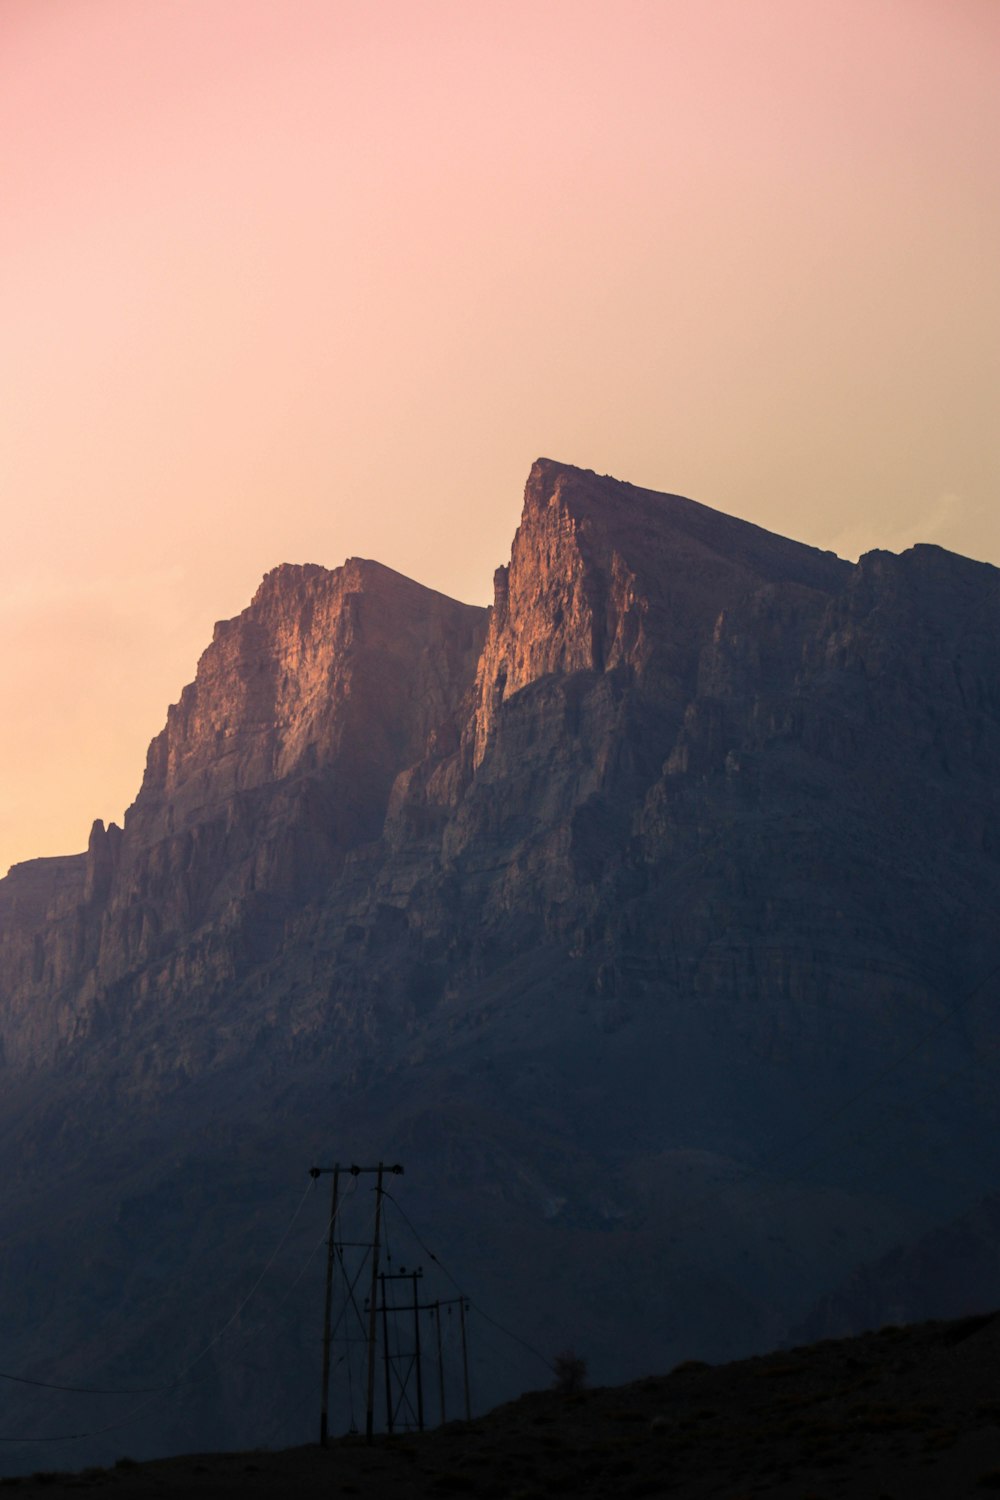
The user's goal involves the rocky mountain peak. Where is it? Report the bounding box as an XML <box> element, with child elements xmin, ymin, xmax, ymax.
<box><xmin>471</xmin><ymin>457</ymin><xmax>851</xmax><ymax>765</ymax></box>
<box><xmin>129</xmin><ymin>557</ymin><xmax>486</xmax><ymax>841</ymax></box>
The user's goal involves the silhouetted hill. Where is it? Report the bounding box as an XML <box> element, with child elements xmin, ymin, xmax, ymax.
<box><xmin>10</xmin><ymin>1311</ymin><xmax>1000</xmax><ymax>1498</ymax></box>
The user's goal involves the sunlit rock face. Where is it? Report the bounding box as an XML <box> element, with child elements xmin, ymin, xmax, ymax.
<box><xmin>0</xmin><ymin>459</ymin><xmax>998</xmax><ymax>1471</ymax></box>
<box><xmin>470</xmin><ymin>457</ymin><xmax>848</xmax><ymax>765</ymax></box>
<box><xmin>132</xmin><ymin>559</ymin><xmax>484</xmax><ymax>850</ymax></box>
<box><xmin>0</xmin><ymin>558</ymin><xmax>486</xmax><ymax>1066</ymax></box>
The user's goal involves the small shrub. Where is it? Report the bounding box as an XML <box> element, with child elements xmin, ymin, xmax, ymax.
<box><xmin>551</xmin><ymin>1350</ymin><xmax>587</xmax><ymax>1395</ymax></box>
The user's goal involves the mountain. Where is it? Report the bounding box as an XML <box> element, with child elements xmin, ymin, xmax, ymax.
<box><xmin>1</xmin><ymin>458</ymin><xmax>998</xmax><ymax>1472</ymax></box>
<box><xmin>797</xmin><ymin>1192</ymin><xmax>1000</xmax><ymax>1341</ymax></box>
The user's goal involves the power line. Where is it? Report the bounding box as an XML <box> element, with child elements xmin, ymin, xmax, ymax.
<box><xmin>0</xmin><ymin>1372</ymin><xmax>162</xmax><ymax>1396</ymax></box>
<box><xmin>0</xmin><ymin>1177</ymin><xmax>319</xmax><ymax>1444</ymax></box>
<box><xmin>381</xmin><ymin>1191</ymin><xmax>554</xmax><ymax>1375</ymax></box>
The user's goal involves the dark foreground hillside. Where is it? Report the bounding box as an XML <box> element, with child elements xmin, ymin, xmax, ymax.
<box><xmin>10</xmin><ymin>1311</ymin><xmax>1000</xmax><ymax>1498</ymax></box>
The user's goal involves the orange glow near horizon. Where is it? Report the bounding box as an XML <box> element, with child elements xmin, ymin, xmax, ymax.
<box><xmin>1</xmin><ymin>0</ymin><xmax>998</xmax><ymax>874</ymax></box>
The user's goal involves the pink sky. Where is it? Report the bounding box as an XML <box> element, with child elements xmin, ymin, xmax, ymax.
<box><xmin>1</xmin><ymin>0</ymin><xmax>998</xmax><ymax>874</ymax></box>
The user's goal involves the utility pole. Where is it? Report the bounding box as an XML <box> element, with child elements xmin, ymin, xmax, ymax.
<box><xmin>398</xmin><ymin>1291</ymin><xmax>470</xmax><ymax>1429</ymax></box>
<box><xmin>373</xmin><ymin>1266</ymin><xmax>424</xmax><ymax>1434</ymax></box>
<box><xmin>459</xmin><ymin>1296</ymin><xmax>472</xmax><ymax>1421</ymax></box>
<box><xmin>379</xmin><ymin>1272</ymin><xmax>394</xmax><ymax>1435</ymax></box>
<box><xmin>364</xmin><ymin>1162</ymin><xmax>403</xmax><ymax>1443</ymax></box>
<box><xmin>308</xmin><ymin>1160</ymin><xmax>403</xmax><ymax>1446</ymax></box>
<box><xmin>379</xmin><ymin>1288</ymin><xmax>468</xmax><ymax>1431</ymax></box>
<box><xmin>308</xmin><ymin>1163</ymin><xmax>341</xmax><ymax>1448</ymax></box>
<box><xmin>434</xmin><ymin>1301</ymin><xmax>446</xmax><ymax>1425</ymax></box>
<box><xmin>411</xmin><ymin>1268</ymin><xmax>425</xmax><ymax>1433</ymax></box>
<box><xmin>365</xmin><ymin>1164</ymin><xmax>385</xmax><ymax>1444</ymax></box>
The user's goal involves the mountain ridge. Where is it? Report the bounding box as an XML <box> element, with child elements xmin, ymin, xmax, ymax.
<box><xmin>0</xmin><ymin>457</ymin><xmax>998</xmax><ymax>1471</ymax></box>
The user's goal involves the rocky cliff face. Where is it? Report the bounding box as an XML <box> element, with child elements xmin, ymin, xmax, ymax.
<box><xmin>0</xmin><ymin>558</ymin><xmax>485</xmax><ymax>1067</ymax></box>
<box><xmin>471</xmin><ymin>457</ymin><xmax>847</xmax><ymax>763</ymax></box>
<box><xmin>0</xmin><ymin>458</ymin><xmax>998</xmax><ymax>1471</ymax></box>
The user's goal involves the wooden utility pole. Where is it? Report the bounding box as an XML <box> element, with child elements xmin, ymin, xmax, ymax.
<box><xmin>459</xmin><ymin>1296</ymin><xmax>472</xmax><ymax>1421</ymax></box>
<box><xmin>410</xmin><ymin>1268</ymin><xmax>425</xmax><ymax>1432</ymax></box>
<box><xmin>379</xmin><ymin>1272</ymin><xmax>394</xmax><ymax>1434</ymax></box>
<box><xmin>308</xmin><ymin>1163</ymin><xmax>341</xmax><ymax>1447</ymax></box>
<box><xmin>434</xmin><ymin>1301</ymin><xmax>446</xmax><ymax>1425</ymax></box>
<box><xmin>365</xmin><ymin>1164</ymin><xmax>385</xmax><ymax>1443</ymax></box>
<box><xmin>309</xmin><ymin>1160</ymin><xmax>403</xmax><ymax>1446</ymax></box>
<box><xmin>364</xmin><ymin>1162</ymin><xmax>403</xmax><ymax>1442</ymax></box>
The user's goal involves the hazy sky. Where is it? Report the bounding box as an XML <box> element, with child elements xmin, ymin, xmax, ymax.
<box><xmin>2</xmin><ymin>0</ymin><xmax>998</xmax><ymax>875</ymax></box>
